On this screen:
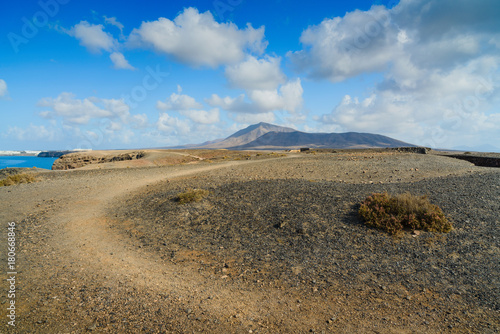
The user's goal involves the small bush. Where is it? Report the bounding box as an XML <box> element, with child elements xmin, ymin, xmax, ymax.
<box><xmin>359</xmin><ymin>192</ymin><xmax>452</xmax><ymax>235</ymax></box>
<box><xmin>0</xmin><ymin>173</ymin><xmax>38</xmax><ymax>187</ymax></box>
<box><xmin>175</xmin><ymin>188</ymin><xmax>209</xmax><ymax>204</ymax></box>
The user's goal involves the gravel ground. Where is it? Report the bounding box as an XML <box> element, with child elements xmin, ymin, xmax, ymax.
<box><xmin>0</xmin><ymin>151</ymin><xmax>498</xmax><ymax>333</ymax></box>
<box><xmin>112</xmin><ymin>153</ymin><xmax>499</xmax><ymax>333</ymax></box>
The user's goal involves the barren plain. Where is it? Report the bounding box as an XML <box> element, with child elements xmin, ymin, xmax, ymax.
<box><xmin>0</xmin><ymin>149</ymin><xmax>499</xmax><ymax>333</ymax></box>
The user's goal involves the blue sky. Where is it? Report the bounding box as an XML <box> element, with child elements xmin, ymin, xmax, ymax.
<box><xmin>1</xmin><ymin>0</ymin><xmax>499</xmax><ymax>152</ymax></box>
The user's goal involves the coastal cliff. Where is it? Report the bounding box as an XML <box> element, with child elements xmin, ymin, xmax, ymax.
<box><xmin>52</xmin><ymin>151</ymin><xmax>146</xmax><ymax>170</ymax></box>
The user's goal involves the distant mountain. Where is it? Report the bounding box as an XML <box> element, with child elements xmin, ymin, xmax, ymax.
<box><xmin>196</xmin><ymin>122</ymin><xmax>296</xmax><ymax>149</ymax></box>
<box><xmin>176</xmin><ymin>122</ymin><xmax>416</xmax><ymax>150</ymax></box>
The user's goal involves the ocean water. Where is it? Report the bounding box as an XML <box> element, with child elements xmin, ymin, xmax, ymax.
<box><xmin>0</xmin><ymin>156</ymin><xmax>58</xmax><ymax>170</ymax></box>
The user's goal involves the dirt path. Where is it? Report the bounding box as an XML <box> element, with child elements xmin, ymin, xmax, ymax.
<box><xmin>53</xmin><ymin>160</ymin><xmax>297</xmax><ymax>329</ymax></box>
<box><xmin>4</xmin><ymin>157</ymin><xmax>336</xmax><ymax>333</ymax></box>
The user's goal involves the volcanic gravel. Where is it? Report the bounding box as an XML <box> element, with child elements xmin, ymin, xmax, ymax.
<box><xmin>113</xmin><ymin>165</ymin><xmax>499</xmax><ymax>332</ymax></box>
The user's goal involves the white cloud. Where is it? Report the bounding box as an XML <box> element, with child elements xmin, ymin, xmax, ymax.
<box><xmin>291</xmin><ymin>0</ymin><xmax>500</xmax><ymax>148</ymax></box>
<box><xmin>229</xmin><ymin>112</ymin><xmax>276</xmax><ymax>124</ymax></box>
<box><xmin>156</xmin><ymin>90</ymin><xmax>203</xmax><ymax>111</ymax></box>
<box><xmin>225</xmin><ymin>56</ymin><xmax>286</xmax><ymax>90</ymax></box>
<box><xmin>109</xmin><ymin>52</ymin><xmax>135</xmax><ymax>70</ymax></box>
<box><xmin>180</xmin><ymin>108</ymin><xmax>220</xmax><ymax>124</ymax></box>
<box><xmin>288</xmin><ymin>6</ymin><xmax>396</xmax><ymax>81</ymax></box>
<box><xmin>129</xmin><ymin>7</ymin><xmax>267</xmax><ymax>67</ymax></box>
<box><xmin>206</xmin><ymin>94</ymin><xmax>255</xmax><ymax>113</ymax></box>
<box><xmin>104</xmin><ymin>16</ymin><xmax>124</xmax><ymax>34</ymax></box>
<box><xmin>64</xmin><ymin>20</ymin><xmax>134</xmax><ymax>70</ymax></box>
<box><xmin>38</xmin><ymin>92</ymin><xmax>114</xmax><ymax>124</ymax></box>
<box><xmin>156</xmin><ymin>113</ymin><xmax>191</xmax><ymax>135</ymax></box>
<box><xmin>156</xmin><ymin>87</ymin><xmax>219</xmax><ymax>124</ymax></box>
<box><xmin>6</xmin><ymin>124</ymin><xmax>61</xmax><ymax>142</ymax></box>
<box><xmin>320</xmin><ymin>58</ymin><xmax>500</xmax><ymax>148</ymax></box>
<box><xmin>289</xmin><ymin>0</ymin><xmax>500</xmax><ymax>81</ymax></box>
<box><xmin>130</xmin><ymin>114</ymin><xmax>149</xmax><ymax>129</ymax></box>
<box><xmin>0</xmin><ymin>79</ymin><xmax>7</xmax><ymax>97</ymax></box>
<box><xmin>208</xmin><ymin>78</ymin><xmax>304</xmax><ymax>114</ymax></box>
<box><xmin>66</xmin><ymin>21</ymin><xmax>116</xmax><ymax>53</ymax></box>
<box><xmin>37</xmin><ymin>93</ymin><xmax>153</xmax><ymax>130</ymax></box>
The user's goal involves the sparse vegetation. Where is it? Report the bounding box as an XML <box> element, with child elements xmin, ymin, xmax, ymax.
<box><xmin>0</xmin><ymin>173</ymin><xmax>38</xmax><ymax>187</ymax></box>
<box><xmin>359</xmin><ymin>192</ymin><xmax>452</xmax><ymax>235</ymax></box>
<box><xmin>175</xmin><ymin>188</ymin><xmax>209</xmax><ymax>204</ymax></box>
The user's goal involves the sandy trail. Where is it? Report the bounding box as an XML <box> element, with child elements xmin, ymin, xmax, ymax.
<box><xmin>41</xmin><ymin>157</ymin><xmax>330</xmax><ymax>332</ymax></box>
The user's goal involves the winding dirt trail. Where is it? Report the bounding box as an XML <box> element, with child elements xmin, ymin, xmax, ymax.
<box><xmin>54</xmin><ymin>160</ymin><xmax>291</xmax><ymax>328</ymax></box>
<box><xmin>10</xmin><ymin>157</ymin><xmax>340</xmax><ymax>333</ymax></box>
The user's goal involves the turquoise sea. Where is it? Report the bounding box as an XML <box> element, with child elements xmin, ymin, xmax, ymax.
<box><xmin>0</xmin><ymin>156</ymin><xmax>58</xmax><ymax>170</ymax></box>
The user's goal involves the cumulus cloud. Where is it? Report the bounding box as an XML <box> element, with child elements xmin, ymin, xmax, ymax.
<box><xmin>38</xmin><ymin>93</ymin><xmax>114</xmax><ymax>124</ymax></box>
<box><xmin>37</xmin><ymin>92</ymin><xmax>154</xmax><ymax>130</ymax></box>
<box><xmin>225</xmin><ymin>56</ymin><xmax>286</xmax><ymax>90</ymax></box>
<box><xmin>180</xmin><ymin>109</ymin><xmax>220</xmax><ymax>124</ymax></box>
<box><xmin>229</xmin><ymin>112</ymin><xmax>276</xmax><ymax>124</ymax></box>
<box><xmin>291</xmin><ymin>0</ymin><xmax>500</xmax><ymax>148</ymax></box>
<box><xmin>207</xmin><ymin>78</ymin><xmax>304</xmax><ymax>114</ymax></box>
<box><xmin>156</xmin><ymin>113</ymin><xmax>191</xmax><ymax>135</ymax></box>
<box><xmin>320</xmin><ymin>57</ymin><xmax>500</xmax><ymax>148</ymax></box>
<box><xmin>109</xmin><ymin>52</ymin><xmax>135</xmax><ymax>70</ymax></box>
<box><xmin>289</xmin><ymin>0</ymin><xmax>500</xmax><ymax>80</ymax></box>
<box><xmin>6</xmin><ymin>124</ymin><xmax>61</xmax><ymax>142</ymax></box>
<box><xmin>64</xmin><ymin>20</ymin><xmax>134</xmax><ymax>70</ymax></box>
<box><xmin>130</xmin><ymin>114</ymin><xmax>149</xmax><ymax>129</ymax></box>
<box><xmin>156</xmin><ymin>90</ymin><xmax>203</xmax><ymax>111</ymax></box>
<box><xmin>129</xmin><ymin>7</ymin><xmax>267</xmax><ymax>67</ymax></box>
<box><xmin>0</xmin><ymin>79</ymin><xmax>7</xmax><ymax>97</ymax></box>
<box><xmin>104</xmin><ymin>16</ymin><xmax>124</xmax><ymax>35</ymax></box>
<box><xmin>206</xmin><ymin>94</ymin><xmax>255</xmax><ymax>114</ymax></box>
<box><xmin>65</xmin><ymin>21</ymin><xmax>116</xmax><ymax>53</ymax></box>
<box><xmin>156</xmin><ymin>87</ymin><xmax>219</xmax><ymax>124</ymax></box>
<box><xmin>288</xmin><ymin>6</ymin><xmax>395</xmax><ymax>81</ymax></box>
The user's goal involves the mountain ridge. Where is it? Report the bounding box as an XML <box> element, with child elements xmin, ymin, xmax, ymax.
<box><xmin>175</xmin><ymin>123</ymin><xmax>417</xmax><ymax>150</ymax></box>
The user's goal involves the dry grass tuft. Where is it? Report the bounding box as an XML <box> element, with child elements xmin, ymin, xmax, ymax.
<box><xmin>359</xmin><ymin>192</ymin><xmax>452</xmax><ymax>235</ymax></box>
<box><xmin>175</xmin><ymin>188</ymin><xmax>210</xmax><ymax>204</ymax></box>
<box><xmin>0</xmin><ymin>173</ymin><xmax>38</xmax><ymax>187</ymax></box>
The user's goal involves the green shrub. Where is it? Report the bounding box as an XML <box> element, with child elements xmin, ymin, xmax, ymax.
<box><xmin>359</xmin><ymin>192</ymin><xmax>452</xmax><ymax>235</ymax></box>
<box><xmin>175</xmin><ymin>188</ymin><xmax>209</xmax><ymax>204</ymax></box>
<box><xmin>0</xmin><ymin>173</ymin><xmax>38</xmax><ymax>187</ymax></box>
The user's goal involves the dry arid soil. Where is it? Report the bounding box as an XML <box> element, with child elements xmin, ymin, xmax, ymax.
<box><xmin>0</xmin><ymin>149</ymin><xmax>499</xmax><ymax>333</ymax></box>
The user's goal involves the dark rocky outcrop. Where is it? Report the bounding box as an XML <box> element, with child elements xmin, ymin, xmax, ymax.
<box><xmin>445</xmin><ymin>155</ymin><xmax>500</xmax><ymax>168</ymax></box>
<box><xmin>52</xmin><ymin>151</ymin><xmax>146</xmax><ymax>170</ymax></box>
<box><xmin>38</xmin><ymin>150</ymin><xmax>76</xmax><ymax>158</ymax></box>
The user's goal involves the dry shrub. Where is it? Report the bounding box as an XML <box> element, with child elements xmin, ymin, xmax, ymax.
<box><xmin>359</xmin><ymin>192</ymin><xmax>452</xmax><ymax>235</ymax></box>
<box><xmin>175</xmin><ymin>188</ymin><xmax>209</xmax><ymax>204</ymax></box>
<box><xmin>0</xmin><ymin>173</ymin><xmax>38</xmax><ymax>187</ymax></box>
